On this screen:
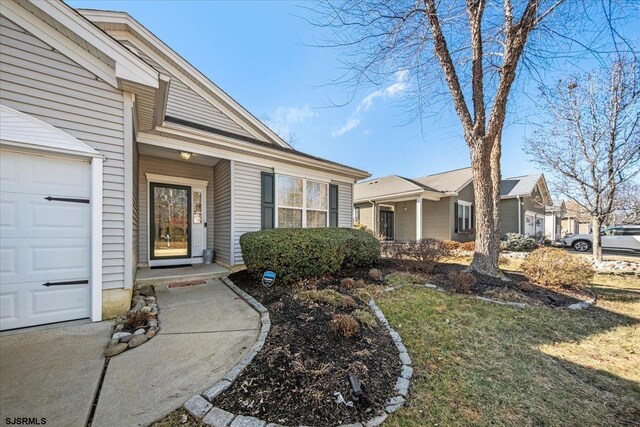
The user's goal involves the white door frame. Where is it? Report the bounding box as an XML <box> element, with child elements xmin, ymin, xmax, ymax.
<box><xmin>145</xmin><ymin>173</ymin><xmax>208</xmax><ymax>267</ymax></box>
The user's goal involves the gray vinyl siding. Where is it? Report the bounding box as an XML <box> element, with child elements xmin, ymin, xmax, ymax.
<box><xmin>423</xmin><ymin>198</ymin><xmax>452</xmax><ymax>241</ymax></box>
<box><xmin>0</xmin><ymin>16</ymin><xmax>126</xmax><ymax>289</ymax></box>
<box><xmin>132</xmin><ymin>136</ymin><xmax>139</xmax><ymax>277</ymax></box>
<box><xmin>394</xmin><ymin>202</ymin><xmax>415</xmax><ymax>241</ymax></box>
<box><xmin>500</xmin><ymin>198</ymin><xmax>521</xmax><ymax>235</ymax></box>
<box><xmin>335</xmin><ymin>181</ymin><xmax>354</xmax><ymax>228</ymax></box>
<box><xmin>523</xmin><ymin>187</ymin><xmax>545</xmax><ymax>215</ymax></box>
<box><xmin>213</xmin><ymin>160</ymin><xmax>232</xmax><ymax>266</ymax></box>
<box><xmin>355</xmin><ymin>203</ymin><xmax>374</xmax><ymax>231</ymax></box>
<box><xmin>121</xmin><ymin>40</ymin><xmax>254</xmax><ymax>139</ymax></box>
<box><xmin>233</xmin><ymin>161</ymin><xmax>270</xmax><ymax>265</ymax></box>
<box><xmin>137</xmin><ymin>155</ymin><xmax>214</xmax><ymax>263</ymax></box>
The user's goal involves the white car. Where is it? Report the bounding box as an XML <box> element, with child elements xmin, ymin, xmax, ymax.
<box><xmin>562</xmin><ymin>225</ymin><xmax>640</xmax><ymax>252</ymax></box>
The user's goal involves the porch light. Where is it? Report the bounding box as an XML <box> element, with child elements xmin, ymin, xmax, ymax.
<box><xmin>179</xmin><ymin>151</ymin><xmax>192</xmax><ymax>160</ymax></box>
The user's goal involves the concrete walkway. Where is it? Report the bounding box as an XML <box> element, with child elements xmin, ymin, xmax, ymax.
<box><xmin>0</xmin><ymin>279</ymin><xmax>260</xmax><ymax>427</ymax></box>
<box><xmin>92</xmin><ymin>279</ymin><xmax>260</xmax><ymax>427</ymax></box>
<box><xmin>0</xmin><ymin>321</ymin><xmax>112</xmax><ymax>427</ymax></box>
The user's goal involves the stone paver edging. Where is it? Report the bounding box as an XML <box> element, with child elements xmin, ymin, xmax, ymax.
<box><xmin>184</xmin><ymin>278</ymin><xmax>412</xmax><ymax>427</ymax></box>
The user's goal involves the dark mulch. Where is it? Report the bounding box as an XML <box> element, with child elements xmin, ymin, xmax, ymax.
<box><xmin>215</xmin><ymin>269</ymin><xmax>400</xmax><ymax>427</ymax></box>
<box><xmin>381</xmin><ymin>257</ymin><xmax>592</xmax><ymax>307</ymax></box>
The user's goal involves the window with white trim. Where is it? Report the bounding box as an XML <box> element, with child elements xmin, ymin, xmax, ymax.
<box><xmin>457</xmin><ymin>201</ymin><xmax>472</xmax><ymax>232</ymax></box>
<box><xmin>276</xmin><ymin>175</ymin><xmax>328</xmax><ymax>228</ymax></box>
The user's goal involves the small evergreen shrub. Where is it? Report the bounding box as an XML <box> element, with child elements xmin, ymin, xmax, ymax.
<box><xmin>330</xmin><ymin>314</ymin><xmax>360</xmax><ymax>338</ymax></box>
<box><xmin>504</xmin><ymin>233</ymin><xmax>539</xmax><ymax>251</ymax></box>
<box><xmin>521</xmin><ymin>247</ymin><xmax>594</xmax><ymax>288</ymax></box>
<box><xmin>448</xmin><ymin>271</ymin><xmax>476</xmax><ymax>293</ymax></box>
<box><xmin>240</xmin><ymin>228</ymin><xmax>380</xmax><ymax>283</ymax></box>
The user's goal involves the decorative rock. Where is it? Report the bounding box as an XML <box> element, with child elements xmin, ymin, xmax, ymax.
<box><xmin>103</xmin><ymin>343</ymin><xmax>128</xmax><ymax>357</ymax></box>
<box><xmin>119</xmin><ymin>335</ymin><xmax>133</xmax><ymax>344</ymax></box>
<box><xmin>424</xmin><ymin>283</ymin><xmax>438</xmax><ymax>289</ymax></box>
<box><xmin>364</xmin><ymin>413</ymin><xmax>388</xmax><ymax>427</ymax></box>
<box><xmin>107</xmin><ymin>338</ymin><xmax>119</xmax><ymax>348</ymax></box>
<box><xmin>368</xmin><ymin>268</ymin><xmax>384</xmax><ymax>282</ymax></box>
<box><xmin>112</xmin><ymin>332</ymin><xmax>131</xmax><ymax>340</ymax></box>
<box><xmin>141</xmin><ymin>306</ymin><xmax>152</xmax><ymax>313</ymax></box>
<box><xmin>394</xmin><ymin>377</ymin><xmax>410</xmax><ymax>396</ymax></box>
<box><xmin>337</xmin><ymin>423</ymin><xmax>363</xmax><ymax>427</ymax></box>
<box><xmin>145</xmin><ymin>296</ymin><xmax>156</xmax><ymax>302</ymax></box>
<box><xmin>148</xmin><ymin>320</ymin><xmax>158</xmax><ymax>327</ymax></box>
<box><xmin>203</xmin><ymin>380</ymin><xmax>231</xmax><ymax>401</ymax></box>
<box><xmin>184</xmin><ymin>394</ymin><xmax>213</xmax><ymax>419</ymax></box>
<box><xmin>114</xmin><ymin>323</ymin><xmax>124</xmax><ymax>332</ymax></box>
<box><xmin>146</xmin><ymin>329</ymin><xmax>156</xmax><ymax>339</ymax></box>
<box><xmin>385</xmin><ymin>395</ymin><xmax>406</xmax><ymax>413</ymax></box>
<box><xmin>128</xmin><ymin>334</ymin><xmax>148</xmax><ymax>348</ymax></box>
<box><xmin>202</xmin><ymin>407</ymin><xmax>235</xmax><ymax>427</ymax></box>
<box><xmin>137</xmin><ymin>284</ymin><xmax>155</xmax><ymax>296</ymax></box>
<box><xmin>230</xmin><ymin>416</ymin><xmax>266</xmax><ymax>427</ymax></box>
<box><xmin>400</xmin><ymin>365</ymin><xmax>413</xmax><ymax>380</ymax></box>
<box><xmin>131</xmin><ymin>302</ymin><xmax>145</xmax><ymax>312</ymax></box>
<box><xmin>133</xmin><ymin>328</ymin><xmax>146</xmax><ymax>336</ymax></box>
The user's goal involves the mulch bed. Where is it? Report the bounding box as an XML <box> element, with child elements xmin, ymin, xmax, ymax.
<box><xmin>215</xmin><ymin>269</ymin><xmax>400</xmax><ymax>427</ymax></box>
<box><xmin>382</xmin><ymin>258</ymin><xmax>592</xmax><ymax>307</ymax></box>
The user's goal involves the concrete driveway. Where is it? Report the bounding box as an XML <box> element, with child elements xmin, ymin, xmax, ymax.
<box><xmin>0</xmin><ymin>321</ymin><xmax>111</xmax><ymax>427</ymax></box>
<box><xmin>0</xmin><ymin>279</ymin><xmax>260</xmax><ymax>427</ymax></box>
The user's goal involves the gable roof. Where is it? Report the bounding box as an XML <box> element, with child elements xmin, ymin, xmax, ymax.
<box><xmin>78</xmin><ymin>9</ymin><xmax>292</xmax><ymax>149</ymax></box>
<box><xmin>501</xmin><ymin>174</ymin><xmax>543</xmax><ymax>197</ymax></box>
<box><xmin>354</xmin><ymin>175</ymin><xmax>442</xmax><ymax>202</ymax></box>
<box><xmin>0</xmin><ymin>104</ymin><xmax>101</xmax><ymax>157</ymax></box>
<box><xmin>413</xmin><ymin>167</ymin><xmax>473</xmax><ymax>193</ymax></box>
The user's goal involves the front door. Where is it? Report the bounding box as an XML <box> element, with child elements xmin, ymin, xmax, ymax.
<box><xmin>150</xmin><ymin>183</ymin><xmax>191</xmax><ymax>260</ymax></box>
<box><xmin>380</xmin><ymin>210</ymin><xmax>394</xmax><ymax>240</ymax></box>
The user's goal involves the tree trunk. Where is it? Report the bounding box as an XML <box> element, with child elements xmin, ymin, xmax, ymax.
<box><xmin>469</xmin><ymin>143</ymin><xmax>500</xmax><ymax>275</ymax></box>
<box><xmin>592</xmin><ymin>216</ymin><xmax>603</xmax><ymax>261</ymax></box>
<box><xmin>490</xmin><ymin>134</ymin><xmax>502</xmax><ymax>251</ymax></box>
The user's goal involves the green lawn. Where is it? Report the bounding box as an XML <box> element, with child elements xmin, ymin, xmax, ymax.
<box><xmin>377</xmin><ymin>274</ymin><xmax>640</xmax><ymax>426</ymax></box>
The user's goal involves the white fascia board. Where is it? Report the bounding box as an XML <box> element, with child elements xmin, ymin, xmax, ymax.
<box><xmin>35</xmin><ymin>1</ymin><xmax>158</xmax><ymax>89</ymax></box>
<box><xmin>143</xmin><ymin>126</ymin><xmax>367</xmax><ymax>181</ymax></box>
<box><xmin>82</xmin><ymin>11</ymin><xmax>291</xmax><ymax>148</ymax></box>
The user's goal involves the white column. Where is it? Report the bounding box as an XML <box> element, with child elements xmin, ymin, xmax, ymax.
<box><xmin>90</xmin><ymin>157</ymin><xmax>103</xmax><ymax>322</ymax></box>
<box><xmin>416</xmin><ymin>197</ymin><xmax>423</xmax><ymax>241</ymax></box>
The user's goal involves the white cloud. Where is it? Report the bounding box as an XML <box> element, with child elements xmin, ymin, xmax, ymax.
<box><xmin>264</xmin><ymin>105</ymin><xmax>317</xmax><ymax>141</ymax></box>
<box><xmin>331</xmin><ymin>117</ymin><xmax>361</xmax><ymax>137</ymax></box>
<box><xmin>333</xmin><ymin>70</ymin><xmax>409</xmax><ymax>137</ymax></box>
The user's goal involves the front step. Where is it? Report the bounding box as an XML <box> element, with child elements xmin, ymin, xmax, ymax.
<box><xmin>134</xmin><ymin>264</ymin><xmax>230</xmax><ymax>286</ymax></box>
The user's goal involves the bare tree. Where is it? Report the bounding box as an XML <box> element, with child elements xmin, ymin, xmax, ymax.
<box><xmin>525</xmin><ymin>58</ymin><xmax>640</xmax><ymax>260</ymax></box>
<box><xmin>613</xmin><ymin>187</ymin><xmax>640</xmax><ymax>225</ymax></box>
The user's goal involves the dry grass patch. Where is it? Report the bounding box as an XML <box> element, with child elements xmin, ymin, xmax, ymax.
<box><xmin>385</xmin><ymin>272</ymin><xmax>428</xmax><ymax>287</ymax></box>
<box><xmin>295</xmin><ymin>288</ymin><xmax>356</xmax><ymax>309</ymax></box>
<box><xmin>353</xmin><ymin>308</ymin><xmax>377</xmax><ymax>328</ymax></box>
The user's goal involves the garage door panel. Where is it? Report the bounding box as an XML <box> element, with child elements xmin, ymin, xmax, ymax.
<box><xmin>0</xmin><ymin>281</ymin><xmax>90</xmax><ymax>330</ymax></box>
<box><xmin>0</xmin><ymin>193</ymin><xmax>90</xmax><ymax>238</ymax></box>
<box><xmin>0</xmin><ymin>151</ymin><xmax>90</xmax><ymax>197</ymax></box>
<box><xmin>0</xmin><ymin>238</ymin><xmax>90</xmax><ymax>285</ymax></box>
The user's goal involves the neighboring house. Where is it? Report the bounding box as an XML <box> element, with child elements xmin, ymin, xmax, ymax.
<box><xmin>0</xmin><ymin>0</ymin><xmax>368</xmax><ymax>331</ymax></box>
<box><xmin>354</xmin><ymin>167</ymin><xmax>551</xmax><ymax>241</ymax></box>
<box><xmin>545</xmin><ymin>200</ymin><xmax>566</xmax><ymax>242</ymax></box>
<box><xmin>562</xmin><ymin>200</ymin><xmax>592</xmax><ymax>235</ymax></box>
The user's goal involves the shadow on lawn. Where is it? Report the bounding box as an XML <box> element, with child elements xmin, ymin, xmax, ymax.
<box><xmin>591</xmin><ymin>284</ymin><xmax>640</xmax><ymax>303</ymax></box>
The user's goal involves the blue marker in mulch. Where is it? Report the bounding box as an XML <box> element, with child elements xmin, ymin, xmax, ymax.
<box><xmin>262</xmin><ymin>271</ymin><xmax>276</xmax><ymax>288</ymax></box>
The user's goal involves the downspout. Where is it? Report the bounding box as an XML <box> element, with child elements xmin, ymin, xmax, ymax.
<box><xmin>517</xmin><ymin>196</ymin><xmax>522</xmax><ymax>234</ymax></box>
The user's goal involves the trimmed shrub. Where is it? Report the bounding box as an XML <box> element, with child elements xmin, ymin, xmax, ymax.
<box><xmin>240</xmin><ymin>228</ymin><xmax>380</xmax><ymax>283</ymax></box>
<box><xmin>459</xmin><ymin>241</ymin><xmax>476</xmax><ymax>251</ymax></box>
<box><xmin>503</xmin><ymin>233</ymin><xmax>538</xmax><ymax>251</ymax></box>
<box><xmin>448</xmin><ymin>271</ymin><xmax>476</xmax><ymax>294</ymax></box>
<box><xmin>330</xmin><ymin>314</ymin><xmax>359</xmax><ymax>338</ymax></box>
<box><xmin>521</xmin><ymin>247</ymin><xmax>594</xmax><ymax>288</ymax></box>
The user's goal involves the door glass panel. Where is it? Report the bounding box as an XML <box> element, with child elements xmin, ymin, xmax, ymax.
<box><xmin>153</xmin><ymin>184</ymin><xmax>190</xmax><ymax>259</ymax></box>
<box><xmin>193</xmin><ymin>191</ymin><xmax>202</xmax><ymax>224</ymax></box>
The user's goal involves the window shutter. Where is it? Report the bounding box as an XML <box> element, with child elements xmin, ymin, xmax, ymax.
<box><xmin>470</xmin><ymin>205</ymin><xmax>474</xmax><ymax>229</ymax></box>
<box><xmin>261</xmin><ymin>172</ymin><xmax>275</xmax><ymax>229</ymax></box>
<box><xmin>454</xmin><ymin>202</ymin><xmax>459</xmax><ymax>233</ymax></box>
<box><xmin>329</xmin><ymin>184</ymin><xmax>339</xmax><ymax>227</ymax></box>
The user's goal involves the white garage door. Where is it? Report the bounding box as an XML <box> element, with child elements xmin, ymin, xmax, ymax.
<box><xmin>1</xmin><ymin>150</ymin><xmax>91</xmax><ymax>330</ymax></box>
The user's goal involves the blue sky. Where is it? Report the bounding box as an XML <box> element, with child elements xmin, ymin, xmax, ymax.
<box><xmin>69</xmin><ymin>1</ymin><xmax>638</xmax><ymax>180</ymax></box>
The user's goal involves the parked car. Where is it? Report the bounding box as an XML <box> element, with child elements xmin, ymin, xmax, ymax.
<box><xmin>561</xmin><ymin>225</ymin><xmax>640</xmax><ymax>252</ymax></box>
